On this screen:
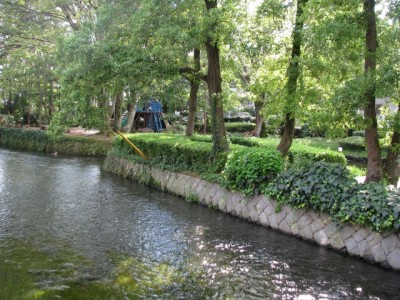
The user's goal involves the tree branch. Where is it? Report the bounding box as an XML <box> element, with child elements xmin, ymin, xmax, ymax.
<box><xmin>3</xmin><ymin>1</ymin><xmax>69</xmax><ymax>23</ymax></box>
<box><xmin>179</xmin><ymin>67</ymin><xmax>207</xmax><ymax>82</ymax></box>
<box><xmin>13</xmin><ymin>35</ymin><xmax>53</xmax><ymax>44</ymax></box>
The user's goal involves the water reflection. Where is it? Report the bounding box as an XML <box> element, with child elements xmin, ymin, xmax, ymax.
<box><xmin>0</xmin><ymin>148</ymin><xmax>400</xmax><ymax>299</ymax></box>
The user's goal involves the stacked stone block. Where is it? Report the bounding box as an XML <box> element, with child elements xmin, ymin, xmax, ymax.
<box><xmin>103</xmin><ymin>155</ymin><xmax>400</xmax><ymax>271</ymax></box>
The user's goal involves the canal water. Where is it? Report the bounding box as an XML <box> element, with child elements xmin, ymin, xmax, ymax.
<box><xmin>0</xmin><ymin>148</ymin><xmax>399</xmax><ymax>299</ymax></box>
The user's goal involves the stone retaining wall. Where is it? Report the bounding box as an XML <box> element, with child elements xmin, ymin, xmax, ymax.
<box><xmin>104</xmin><ymin>155</ymin><xmax>400</xmax><ymax>271</ymax></box>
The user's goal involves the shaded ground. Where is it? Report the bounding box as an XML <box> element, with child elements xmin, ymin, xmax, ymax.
<box><xmin>26</xmin><ymin>126</ymin><xmax>113</xmax><ymax>141</ymax></box>
<box><xmin>66</xmin><ymin>127</ymin><xmax>101</xmax><ymax>136</ymax></box>
<box><xmin>65</xmin><ymin>127</ymin><xmax>113</xmax><ymax>141</ymax></box>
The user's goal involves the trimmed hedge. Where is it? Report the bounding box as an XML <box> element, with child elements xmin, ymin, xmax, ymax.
<box><xmin>0</xmin><ymin>128</ymin><xmax>111</xmax><ymax>156</ymax></box>
<box><xmin>113</xmin><ymin>133</ymin><xmax>346</xmax><ymax>193</ymax></box>
<box><xmin>352</xmin><ymin>130</ymin><xmax>365</xmax><ymax>137</ymax></box>
<box><xmin>230</xmin><ymin>136</ymin><xmax>347</xmax><ymax>165</ymax></box>
<box><xmin>0</xmin><ymin>128</ymin><xmax>50</xmax><ymax>151</ymax></box>
<box><xmin>224</xmin><ymin>122</ymin><xmax>256</xmax><ymax>133</ymax></box>
<box><xmin>189</xmin><ymin>135</ymin><xmax>346</xmax><ymax>166</ymax></box>
<box><xmin>112</xmin><ymin>133</ymin><xmax>237</xmax><ymax>173</ymax></box>
<box><xmin>194</xmin><ymin>122</ymin><xmax>263</xmax><ymax>135</ymax></box>
<box><xmin>338</xmin><ymin>136</ymin><xmax>365</xmax><ymax>151</ymax></box>
<box><xmin>229</xmin><ymin>136</ymin><xmax>261</xmax><ymax>148</ymax></box>
<box><xmin>112</xmin><ymin>133</ymin><xmax>398</xmax><ymax>232</ymax></box>
<box><xmin>287</xmin><ymin>143</ymin><xmax>347</xmax><ymax>166</ymax></box>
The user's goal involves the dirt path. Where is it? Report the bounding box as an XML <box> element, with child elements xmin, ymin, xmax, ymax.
<box><xmin>25</xmin><ymin>126</ymin><xmax>113</xmax><ymax>141</ymax></box>
<box><xmin>65</xmin><ymin>127</ymin><xmax>113</xmax><ymax>141</ymax></box>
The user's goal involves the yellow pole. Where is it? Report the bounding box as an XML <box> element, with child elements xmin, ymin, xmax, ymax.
<box><xmin>115</xmin><ymin>130</ymin><xmax>147</xmax><ymax>160</ymax></box>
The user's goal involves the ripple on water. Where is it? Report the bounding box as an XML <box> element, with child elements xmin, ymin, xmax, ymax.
<box><xmin>0</xmin><ymin>149</ymin><xmax>400</xmax><ymax>299</ymax></box>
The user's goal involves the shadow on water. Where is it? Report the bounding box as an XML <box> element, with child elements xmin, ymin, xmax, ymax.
<box><xmin>1</xmin><ymin>148</ymin><xmax>400</xmax><ymax>299</ymax></box>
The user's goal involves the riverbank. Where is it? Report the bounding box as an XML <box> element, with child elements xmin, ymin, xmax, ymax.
<box><xmin>0</xmin><ymin>127</ymin><xmax>112</xmax><ymax>156</ymax></box>
<box><xmin>2</xmin><ymin>128</ymin><xmax>399</xmax><ymax>270</ymax></box>
<box><xmin>104</xmin><ymin>154</ymin><xmax>400</xmax><ymax>272</ymax></box>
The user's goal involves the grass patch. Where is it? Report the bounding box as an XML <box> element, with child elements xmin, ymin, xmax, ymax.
<box><xmin>347</xmin><ymin>165</ymin><xmax>366</xmax><ymax>177</ymax></box>
<box><xmin>294</xmin><ymin>137</ymin><xmax>388</xmax><ymax>159</ymax></box>
<box><xmin>229</xmin><ymin>136</ymin><xmax>346</xmax><ymax>165</ymax></box>
<box><xmin>292</xmin><ymin>137</ymin><xmax>366</xmax><ymax>157</ymax></box>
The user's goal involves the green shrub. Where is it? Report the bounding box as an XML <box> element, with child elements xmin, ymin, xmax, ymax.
<box><xmin>224</xmin><ymin>122</ymin><xmax>255</xmax><ymax>133</ymax></box>
<box><xmin>337</xmin><ymin>183</ymin><xmax>400</xmax><ymax>231</ymax></box>
<box><xmin>201</xmin><ymin>173</ymin><xmax>226</xmax><ymax>186</ymax></box>
<box><xmin>268</xmin><ymin>161</ymin><xmax>400</xmax><ymax>232</ymax></box>
<box><xmin>0</xmin><ymin>128</ymin><xmax>110</xmax><ymax>156</ymax></box>
<box><xmin>338</xmin><ymin>136</ymin><xmax>365</xmax><ymax>151</ymax></box>
<box><xmin>287</xmin><ymin>144</ymin><xmax>347</xmax><ymax>166</ymax></box>
<box><xmin>0</xmin><ymin>114</ymin><xmax>16</xmax><ymax>128</ymax></box>
<box><xmin>267</xmin><ymin>161</ymin><xmax>356</xmax><ymax>212</ymax></box>
<box><xmin>229</xmin><ymin>136</ymin><xmax>265</xmax><ymax>148</ymax></box>
<box><xmin>298</xmin><ymin>124</ymin><xmax>326</xmax><ymax>138</ymax></box>
<box><xmin>112</xmin><ymin>133</ymin><xmax>230</xmax><ymax>173</ymax></box>
<box><xmin>224</xmin><ymin>147</ymin><xmax>284</xmax><ymax>196</ymax></box>
<box><xmin>0</xmin><ymin>128</ymin><xmax>50</xmax><ymax>151</ymax></box>
<box><xmin>264</xmin><ymin>115</ymin><xmax>282</xmax><ymax>135</ymax></box>
<box><xmin>167</xmin><ymin>124</ymin><xmax>186</xmax><ymax>134</ymax></box>
<box><xmin>347</xmin><ymin>165</ymin><xmax>366</xmax><ymax>177</ymax></box>
<box><xmin>189</xmin><ymin>134</ymin><xmax>212</xmax><ymax>143</ymax></box>
<box><xmin>352</xmin><ymin>131</ymin><xmax>365</xmax><ymax>137</ymax></box>
<box><xmin>194</xmin><ymin>122</ymin><xmax>210</xmax><ymax>133</ymax></box>
<box><xmin>229</xmin><ymin>136</ymin><xmax>346</xmax><ymax>166</ymax></box>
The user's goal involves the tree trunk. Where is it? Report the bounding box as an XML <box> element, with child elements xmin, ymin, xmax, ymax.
<box><xmin>203</xmin><ymin>111</ymin><xmax>207</xmax><ymax>134</ymax></box>
<box><xmin>37</xmin><ymin>81</ymin><xmax>43</xmax><ymax>128</ymax></box>
<box><xmin>186</xmin><ymin>82</ymin><xmax>200</xmax><ymax>136</ymax></box>
<box><xmin>26</xmin><ymin>77</ymin><xmax>32</xmax><ymax>126</ymax></box>
<box><xmin>60</xmin><ymin>5</ymin><xmax>80</xmax><ymax>31</ymax></box>
<box><xmin>26</xmin><ymin>108</ymin><xmax>31</xmax><ymax>127</ymax></box>
<box><xmin>383</xmin><ymin>103</ymin><xmax>400</xmax><ymax>185</ymax></box>
<box><xmin>48</xmin><ymin>80</ymin><xmax>56</xmax><ymax>117</ymax></box>
<box><xmin>122</xmin><ymin>90</ymin><xmax>138</xmax><ymax>132</ymax></box>
<box><xmin>237</xmin><ymin>62</ymin><xmax>265</xmax><ymax>138</ymax></box>
<box><xmin>364</xmin><ymin>0</ymin><xmax>382</xmax><ymax>183</ymax></box>
<box><xmin>186</xmin><ymin>48</ymin><xmax>201</xmax><ymax>137</ymax></box>
<box><xmin>277</xmin><ymin>0</ymin><xmax>308</xmax><ymax>157</ymax></box>
<box><xmin>204</xmin><ymin>0</ymin><xmax>229</xmax><ymax>157</ymax></box>
<box><xmin>384</xmin><ymin>131</ymin><xmax>400</xmax><ymax>185</ymax></box>
<box><xmin>1</xmin><ymin>87</ymin><xmax>5</xmax><ymax>110</ymax></box>
<box><xmin>113</xmin><ymin>91</ymin><xmax>123</xmax><ymax>130</ymax></box>
<box><xmin>124</xmin><ymin>103</ymin><xmax>136</xmax><ymax>132</ymax></box>
<box><xmin>99</xmin><ymin>89</ymin><xmax>113</xmax><ymax>135</ymax></box>
<box><xmin>254</xmin><ymin>97</ymin><xmax>266</xmax><ymax>137</ymax></box>
<box><xmin>7</xmin><ymin>79</ymin><xmax>13</xmax><ymax>114</ymax></box>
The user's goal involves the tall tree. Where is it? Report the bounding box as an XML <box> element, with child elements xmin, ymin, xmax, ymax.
<box><xmin>380</xmin><ymin>3</ymin><xmax>400</xmax><ymax>184</ymax></box>
<box><xmin>364</xmin><ymin>0</ymin><xmax>382</xmax><ymax>182</ymax></box>
<box><xmin>0</xmin><ymin>0</ymin><xmax>65</xmax><ymax>125</ymax></box>
<box><xmin>227</xmin><ymin>0</ymin><xmax>287</xmax><ymax>138</ymax></box>
<box><xmin>277</xmin><ymin>0</ymin><xmax>309</xmax><ymax>156</ymax></box>
<box><xmin>204</xmin><ymin>0</ymin><xmax>229</xmax><ymax>156</ymax></box>
<box><xmin>180</xmin><ymin>48</ymin><xmax>203</xmax><ymax>136</ymax></box>
<box><xmin>383</xmin><ymin>104</ymin><xmax>400</xmax><ymax>185</ymax></box>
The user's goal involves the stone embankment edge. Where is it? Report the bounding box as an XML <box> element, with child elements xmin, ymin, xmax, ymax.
<box><xmin>104</xmin><ymin>154</ymin><xmax>400</xmax><ymax>271</ymax></box>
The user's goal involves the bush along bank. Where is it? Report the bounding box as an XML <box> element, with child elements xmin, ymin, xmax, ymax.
<box><xmin>0</xmin><ymin>128</ymin><xmax>112</xmax><ymax>156</ymax></box>
<box><xmin>267</xmin><ymin>161</ymin><xmax>400</xmax><ymax>232</ymax></box>
<box><xmin>107</xmin><ymin>133</ymin><xmax>400</xmax><ymax>270</ymax></box>
<box><xmin>113</xmin><ymin>133</ymin><xmax>346</xmax><ymax>172</ymax></box>
<box><xmin>104</xmin><ymin>153</ymin><xmax>400</xmax><ymax>271</ymax></box>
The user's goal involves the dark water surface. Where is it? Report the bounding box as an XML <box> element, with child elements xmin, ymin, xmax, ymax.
<box><xmin>1</xmin><ymin>148</ymin><xmax>399</xmax><ymax>299</ymax></box>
